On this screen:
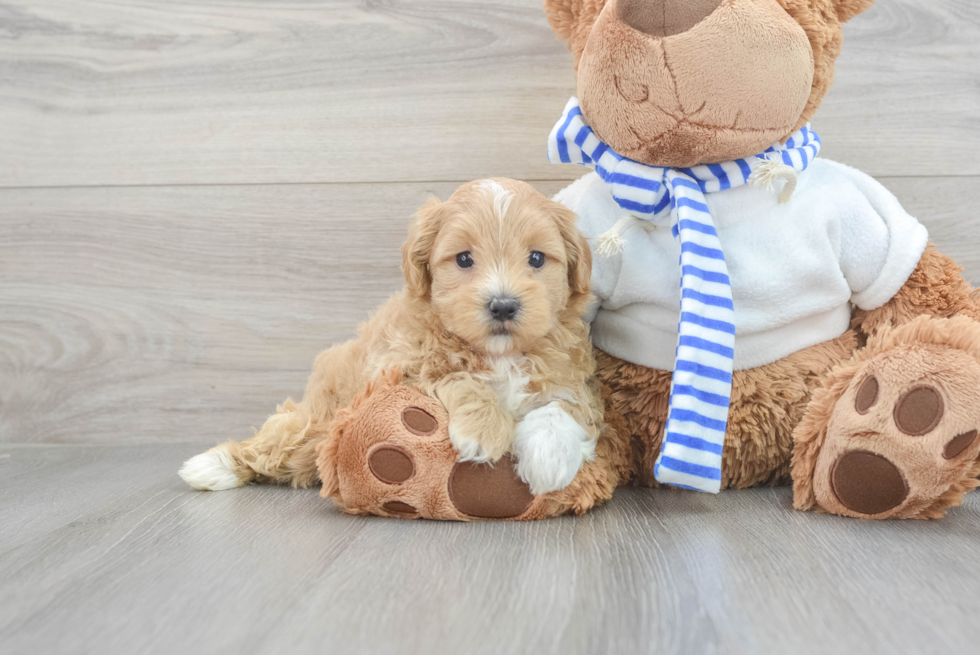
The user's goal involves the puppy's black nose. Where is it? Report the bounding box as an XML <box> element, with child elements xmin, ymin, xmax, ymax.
<box><xmin>488</xmin><ymin>297</ymin><xmax>520</xmax><ymax>322</ymax></box>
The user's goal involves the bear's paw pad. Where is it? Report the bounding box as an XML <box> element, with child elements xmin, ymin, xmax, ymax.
<box><xmin>448</xmin><ymin>455</ymin><xmax>535</xmax><ymax>519</ymax></box>
<box><xmin>811</xmin><ymin>345</ymin><xmax>980</xmax><ymax>519</ymax></box>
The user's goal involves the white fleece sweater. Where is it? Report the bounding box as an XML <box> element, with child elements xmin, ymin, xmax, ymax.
<box><xmin>555</xmin><ymin>158</ymin><xmax>929</xmax><ymax>371</ymax></box>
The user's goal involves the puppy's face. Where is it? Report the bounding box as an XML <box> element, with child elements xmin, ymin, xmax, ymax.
<box><xmin>403</xmin><ymin>179</ymin><xmax>591</xmax><ymax>356</ymax></box>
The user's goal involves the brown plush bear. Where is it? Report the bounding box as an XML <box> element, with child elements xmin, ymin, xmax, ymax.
<box><xmin>320</xmin><ymin>0</ymin><xmax>980</xmax><ymax>521</ymax></box>
<box><xmin>541</xmin><ymin>0</ymin><xmax>980</xmax><ymax>519</ymax></box>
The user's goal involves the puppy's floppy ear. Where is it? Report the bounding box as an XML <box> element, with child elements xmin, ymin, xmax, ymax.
<box><xmin>551</xmin><ymin>200</ymin><xmax>592</xmax><ymax>303</ymax></box>
<box><xmin>543</xmin><ymin>0</ymin><xmax>608</xmax><ymax>69</ymax></box>
<box><xmin>833</xmin><ymin>0</ymin><xmax>874</xmax><ymax>22</ymax></box>
<box><xmin>402</xmin><ymin>196</ymin><xmax>446</xmax><ymax>298</ymax></box>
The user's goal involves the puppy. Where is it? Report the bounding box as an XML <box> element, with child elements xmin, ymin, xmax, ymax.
<box><xmin>179</xmin><ymin>179</ymin><xmax>603</xmax><ymax>495</ymax></box>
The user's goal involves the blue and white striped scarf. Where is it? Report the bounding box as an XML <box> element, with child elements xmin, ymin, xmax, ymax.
<box><xmin>548</xmin><ymin>97</ymin><xmax>821</xmax><ymax>493</ymax></box>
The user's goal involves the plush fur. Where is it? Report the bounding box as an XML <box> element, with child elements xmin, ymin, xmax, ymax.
<box><xmin>569</xmin><ymin>248</ymin><xmax>980</xmax><ymax>520</ymax></box>
<box><xmin>180</xmin><ymin>179</ymin><xmax>605</xmax><ymax>497</ymax></box>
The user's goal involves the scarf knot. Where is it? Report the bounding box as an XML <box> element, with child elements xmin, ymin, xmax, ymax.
<box><xmin>548</xmin><ymin>97</ymin><xmax>821</xmax><ymax>493</ymax></box>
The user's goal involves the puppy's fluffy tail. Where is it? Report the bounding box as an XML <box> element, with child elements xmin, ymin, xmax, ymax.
<box><xmin>179</xmin><ymin>399</ymin><xmax>317</xmax><ymax>491</ymax></box>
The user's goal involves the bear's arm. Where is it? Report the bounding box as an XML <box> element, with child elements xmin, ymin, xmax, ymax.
<box><xmin>852</xmin><ymin>246</ymin><xmax>980</xmax><ymax>337</ymax></box>
<box><xmin>818</xmin><ymin>160</ymin><xmax>979</xmax><ymax>333</ymax></box>
<box><xmin>825</xmin><ymin>159</ymin><xmax>929</xmax><ymax>312</ymax></box>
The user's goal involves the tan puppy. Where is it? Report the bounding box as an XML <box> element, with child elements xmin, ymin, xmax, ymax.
<box><xmin>179</xmin><ymin>179</ymin><xmax>604</xmax><ymax>495</ymax></box>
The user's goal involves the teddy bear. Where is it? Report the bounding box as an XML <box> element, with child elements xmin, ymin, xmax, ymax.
<box><xmin>541</xmin><ymin>0</ymin><xmax>980</xmax><ymax>519</ymax></box>
<box><xmin>318</xmin><ymin>0</ymin><xmax>980</xmax><ymax>521</ymax></box>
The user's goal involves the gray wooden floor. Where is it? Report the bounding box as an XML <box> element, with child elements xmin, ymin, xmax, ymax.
<box><xmin>3</xmin><ymin>444</ymin><xmax>980</xmax><ymax>654</ymax></box>
<box><xmin>2</xmin><ymin>1</ymin><xmax>980</xmax><ymax>653</ymax></box>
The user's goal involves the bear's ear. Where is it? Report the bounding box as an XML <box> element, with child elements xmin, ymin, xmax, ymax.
<box><xmin>834</xmin><ymin>0</ymin><xmax>874</xmax><ymax>23</ymax></box>
<box><xmin>543</xmin><ymin>0</ymin><xmax>609</xmax><ymax>69</ymax></box>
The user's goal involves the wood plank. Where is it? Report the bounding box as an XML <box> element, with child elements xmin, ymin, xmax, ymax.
<box><xmin>879</xmin><ymin>176</ymin><xmax>980</xmax><ymax>279</ymax></box>
<box><xmin>1</xmin><ymin>0</ymin><xmax>977</xmax><ymax>188</ymax></box>
<box><xmin>820</xmin><ymin>0</ymin><xmax>980</xmax><ymax>174</ymax></box>
<box><xmin>645</xmin><ymin>487</ymin><xmax>980</xmax><ymax>654</ymax></box>
<box><xmin>0</xmin><ymin>443</ymin><xmax>195</xmax><ymax>551</ymax></box>
<box><xmin>1</xmin><ymin>177</ymin><xmax>978</xmax><ymax>445</ymax></box>
<box><xmin>1</xmin><ymin>443</ymin><xmax>979</xmax><ymax>654</ymax></box>
<box><xmin>0</xmin><ymin>182</ymin><xmax>459</xmax><ymax>445</ymax></box>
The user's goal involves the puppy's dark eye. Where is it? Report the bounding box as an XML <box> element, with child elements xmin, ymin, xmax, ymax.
<box><xmin>529</xmin><ymin>251</ymin><xmax>545</xmax><ymax>269</ymax></box>
<box><xmin>456</xmin><ymin>252</ymin><xmax>474</xmax><ymax>269</ymax></box>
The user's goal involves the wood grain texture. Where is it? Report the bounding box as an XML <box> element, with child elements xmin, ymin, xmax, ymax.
<box><xmin>0</xmin><ymin>443</ymin><xmax>195</xmax><ymax>551</ymax></box>
<box><xmin>0</xmin><ymin>181</ymin><xmax>459</xmax><ymax>445</ymax></box>
<box><xmin>1</xmin><ymin>443</ymin><xmax>979</xmax><ymax>655</ymax></box>
<box><xmin>2</xmin><ymin>178</ymin><xmax>977</xmax><ymax>446</ymax></box>
<box><xmin>1</xmin><ymin>0</ymin><xmax>978</xmax><ymax>188</ymax></box>
<box><xmin>819</xmin><ymin>0</ymin><xmax>980</xmax><ymax>175</ymax></box>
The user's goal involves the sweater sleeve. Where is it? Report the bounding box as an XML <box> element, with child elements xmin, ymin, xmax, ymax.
<box><xmin>824</xmin><ymin>160</ymin><xmax>929</xmax><ymax>311</ymax></box>
<box><xmin>553</xmin><ymin>173</ymin><xmax>625</xmax><ymax>323</ymax></box>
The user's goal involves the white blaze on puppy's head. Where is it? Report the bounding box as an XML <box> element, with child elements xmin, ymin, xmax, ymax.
<box><xmin>478</xmin><ymin>178</ymin><xmax>514</xmax><ymax>234</ymax></box>
<box><xmin>477</xmin><ymin>180</ymin><xmax>516</xmax><ymax>325</ymax></box>
<box><xmin>401</xmin><ymin>178</ymin><xmax>593</xmax><ymax>357</ymax></box>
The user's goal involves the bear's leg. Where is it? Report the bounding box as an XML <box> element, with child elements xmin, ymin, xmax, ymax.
<box><xmin>792</xmin><ymin>316</ymin><xmax>980</xmax><ymax>519</ymax></box>
<box><xmin>594</xmin><ymin>349</ymin><xmax>672</xmax><ymax>488</ymax></box>
<box><xmin>596</xmin><ymin>335</ymin><xmax>857</xmax><ymax>490</ymax></box>
<box><xmin>319</xmin><ymin>372</ymin><xmax>631</xmax><ymax>520</ymax></box>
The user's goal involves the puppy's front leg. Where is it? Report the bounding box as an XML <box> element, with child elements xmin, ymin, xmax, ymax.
<box><xmin>431</xmin><ymin>374</ymin><xmax>515</xmax><ymax>463</ymax></box>
<box><xmin>514</xmin><ymin>398</ymin><xmax>599</xmax><ymax>495</ymax></box>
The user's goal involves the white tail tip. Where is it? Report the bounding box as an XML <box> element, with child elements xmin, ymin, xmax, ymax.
<box><xmin>178</xmin><ymin>448</ymin><xmax>241</xmax><ymax>491</ymax></box>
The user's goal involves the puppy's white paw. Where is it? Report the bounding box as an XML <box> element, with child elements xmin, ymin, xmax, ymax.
<box><xmin>178</xmin><ymin>448</ymin><xmax>241</xmax><ymax>491</ymax></box>
<box><xmin>514</xmin><ymin>402</ymin><xmax>595</xmax><ymax>495</ymax></box>
<box><xmin>449</xmin><ymin>424</ymin><xmax>493</xmax><ymax>464</ymax></box>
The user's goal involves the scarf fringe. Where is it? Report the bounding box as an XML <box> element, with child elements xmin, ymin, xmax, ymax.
<box><xmin>594</xmin><ymin>216</ymin><xmax>657</xmax><ymax>257</ymax></box>
<box><xmin>749</xmin><ymin>158</ymin><xmax>799</xmax><ymax>204</ymax></box>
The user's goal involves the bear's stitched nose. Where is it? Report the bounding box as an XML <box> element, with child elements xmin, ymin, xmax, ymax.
<box><xmin>488</xmin><ymin>297</ymin><xmax>520</xmax><ymax>322</ymax></box>
<box><xmin>616</xmin><ymin>0</ymin><xmax>724</xmax><ymax>37</ymax></box>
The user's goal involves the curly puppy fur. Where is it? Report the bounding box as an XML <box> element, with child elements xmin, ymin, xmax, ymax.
<box><xmin>179</xmin><ymin>179</ymin><xmax>604</xmax><ymax>495</ymax></box>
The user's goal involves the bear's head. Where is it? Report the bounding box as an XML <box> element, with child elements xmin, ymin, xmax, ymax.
<box><xmin>543</xmin><ymin>0</ymin><xmax>874</xmax><ymax>167</ymax></box>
